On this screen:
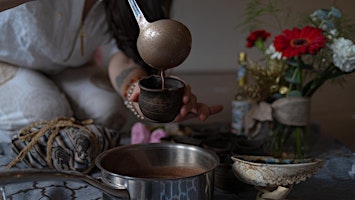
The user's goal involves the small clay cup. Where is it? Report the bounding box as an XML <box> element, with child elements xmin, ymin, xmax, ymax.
<box><xmin>138</xmin><ymin>75</ymin><xmax>185</xmax><ymax>123</ymax></box>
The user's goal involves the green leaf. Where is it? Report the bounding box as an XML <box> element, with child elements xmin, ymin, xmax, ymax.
<box><xmin>284</xmin><ymin>68</ymin><xmax>302</xmax><ymax>84</ymax></box>
<box><xmin>288</xmin><ymin>90</ymin><xmax>302</xmax><ymax>96</ymax></box>
<box><xmin>285</xmin><ymin>58</ymin><xmax>298</xmax><ymax>67</ymax></box>
<box><xmin>286</xmin><ymin>58</ymin><xmax>313</xmax><ymax>71</ymax></box>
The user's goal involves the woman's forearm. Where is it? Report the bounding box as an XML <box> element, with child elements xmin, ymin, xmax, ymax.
<box><xmin>108</xmin><ymin>51</ymin><xmax>148</xmax><ymax>99</ymax></box>
<box><xmin>0</xmin><ymin>0</ymin><xmax>34</xmax><ymax>12</ymax></box>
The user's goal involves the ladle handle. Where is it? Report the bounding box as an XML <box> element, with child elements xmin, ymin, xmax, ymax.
<box><xmin>0</xmin><ymin>169</ymin><xmax>130</xmax><ymax>199</ymax></box>
<box><xmin>127</xmin><ymin>0</ymin><xmax>148</xmax><ymax>27</ymax></box>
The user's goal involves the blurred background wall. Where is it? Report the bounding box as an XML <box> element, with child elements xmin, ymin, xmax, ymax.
<box><xmin>168</xmin><ymin>0</ymin><xmax>355</xmax><ymax>150</ymax></box>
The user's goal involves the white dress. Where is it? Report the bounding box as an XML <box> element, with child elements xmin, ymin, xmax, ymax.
<box><xmin>0</xmin><ymin>0</ymin><xmax>117</xmax><ymax>73</ymax></box>
<box><xmin>0</xmin><ymin>0</ymin><xmax>128</xmax><ymax>142</ymax></box>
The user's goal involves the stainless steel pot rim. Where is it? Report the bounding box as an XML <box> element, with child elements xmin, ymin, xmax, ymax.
<box><xmin>95</xmin><ymin>143</ymin><xmax>220</xmax><ymax>181</ymax></box>
<box><xmin>99</xmin><ymin>166</ymin><xmax>215</xmax><ymax>182</ymax></box>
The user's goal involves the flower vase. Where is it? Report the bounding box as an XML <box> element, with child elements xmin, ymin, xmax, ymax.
<box><xmin>265</xmin><ymin>97</ymin><xmax>311</xmax><ymax>159</ymax></box>
<box><xmin>266</xmin><ymin>121</ymin><xmax>308</xmax><ymax>159</ymax></box>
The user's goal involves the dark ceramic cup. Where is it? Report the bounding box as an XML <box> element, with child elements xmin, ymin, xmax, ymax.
<box><xmin>138</xmin><ymin>75</ymin><xmax>185</xmax><ymax>123</ymax></box>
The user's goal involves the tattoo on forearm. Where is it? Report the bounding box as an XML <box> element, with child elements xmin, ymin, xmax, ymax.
<box><xmin>115</xmin><ymin>66</ymin><xmax>140</xmax><ymax>88</ymax></box>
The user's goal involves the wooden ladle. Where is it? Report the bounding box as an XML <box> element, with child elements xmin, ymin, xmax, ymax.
<box><xmin>128</xmin><ymin>0</ymin><xmax>192</xmax><ymax>70</ymax></box>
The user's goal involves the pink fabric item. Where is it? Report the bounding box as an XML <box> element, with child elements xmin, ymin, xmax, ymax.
<box><xmin>131</xmin><ymin>122</ymin><xmax>150</xmax><ymax>144</ymax></box>
<box><xmin>149</xmin><ymin>128</ymin><xmax>167</xmax><ymax>143</ymax></box>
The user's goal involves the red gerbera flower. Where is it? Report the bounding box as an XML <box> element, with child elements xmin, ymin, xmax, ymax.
<box><xmin>246</xmin><ymin>30</ymin><xmax>271</xmax><ymax>48</ymax></box>
<box><xmin>273</xmin><ymin>26</ymin><xmax>327</xmax><ymax>58</ymax></box>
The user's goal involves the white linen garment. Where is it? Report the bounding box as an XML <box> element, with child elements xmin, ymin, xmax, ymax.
<box><xmin>0</xmin><ymin>0</ymin><xmax>126</xmax><ymax>142</ymax></box>
<box><xmin>0</xmin><ymin>0</ymin><xmax>116</xmax><ymax>73</ymax></box>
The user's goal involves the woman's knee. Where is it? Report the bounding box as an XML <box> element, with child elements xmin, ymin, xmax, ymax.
<box><xmin>52</xmin><ymin>65</ymin><xmax>127</xmax><ymax>130</ymax></box>
<box><xmin>74</xmin><ymin>92</ymin><xmax>127</xmax><ymax>131</ymax></box>
<box><xmin>0</xmin><ymin>66</ymin><xmax>73</xmax><ymax>133</ymax></box>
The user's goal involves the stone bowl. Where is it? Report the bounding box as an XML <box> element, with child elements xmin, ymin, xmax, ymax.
<box><xmin>231</xmin><ymin>155</ymin><xmax>323</xmax><ymax>187</ymax></box>
<box><xmin>138</xmin><ymin>75</ymin><xmax>185</xmax><ymax>123</ymax></box>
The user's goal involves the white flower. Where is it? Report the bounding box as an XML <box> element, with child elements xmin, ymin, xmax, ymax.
<box><xmin>265</xmin><ymin>44</ymin><xmax>284</xmax><ymax>60</ymax></box>
<box><xmin>330</xmin><ymin>29</ymin><xmax>339</xmax><ymax>37</ymax></box>
<box><xmin>329</xmin><ymin>37</ymin><xmax>355</xmax><ymax>73</ymax></box>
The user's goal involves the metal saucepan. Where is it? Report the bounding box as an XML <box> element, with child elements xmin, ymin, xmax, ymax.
<box><xmin>0</xmin><ymin>143</ymin><xmax>219</xmax><ymax>200</ymax></box>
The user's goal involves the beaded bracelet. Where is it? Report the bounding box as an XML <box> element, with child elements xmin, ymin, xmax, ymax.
<box><xmin>123</xmin><ymin>76</ymin><xmax>142</xmax><ymax>98</ymax></box>
<box><xmin>124</xmin><ymin>82</ymin><xmax>144</xmax><ymax>120</ymax></box>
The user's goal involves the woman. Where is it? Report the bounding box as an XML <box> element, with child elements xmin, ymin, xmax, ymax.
<box><xmin>0</xmin><ymin>0</ymin><xmax>223</xmax><ymax>142</ymax></box>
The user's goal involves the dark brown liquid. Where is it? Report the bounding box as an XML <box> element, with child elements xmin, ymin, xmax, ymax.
<box><xmin>160</xmin><ymin>70</ymin><xmax>165</xmax><ymax>90</ymax></box>
<box><xmin>122</xmin><ymin>166</ymin><xmax>205</xmax><ymax>179</ymax></box>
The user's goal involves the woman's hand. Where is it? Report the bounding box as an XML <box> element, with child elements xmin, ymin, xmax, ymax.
<box><xmin>129</xmin><ymin>78</ymin><xmax>223</xmax><ymax>122</ymax></box>
<box><xmin>173</xmin><ymin>82</ymin><xmax>223</xmax><ymax>122</ymax></box>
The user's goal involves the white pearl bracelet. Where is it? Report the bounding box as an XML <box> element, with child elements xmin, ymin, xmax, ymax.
<box><xmin>124</xmin><ymin>82</ymin><xmax>144</xmax><ymax>120</ymax></box>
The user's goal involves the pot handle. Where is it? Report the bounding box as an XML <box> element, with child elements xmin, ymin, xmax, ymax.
<box><xmin>0</xmin><ymin>169</ymin><xmax>130</xmax><ymax>200</ymax></box>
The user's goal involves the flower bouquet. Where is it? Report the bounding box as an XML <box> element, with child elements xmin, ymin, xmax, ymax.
<box><xmin>242</xmin><ymin>6</ymin><xmax>355</xmax><ymax>158</ymax></box>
